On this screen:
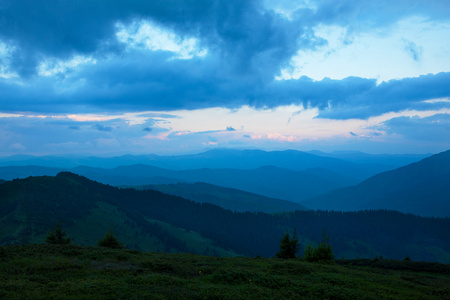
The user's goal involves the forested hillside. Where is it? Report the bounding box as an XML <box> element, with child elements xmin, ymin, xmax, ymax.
<box><xmin>135</xmin><ymin>182</ymin><xmax>306</xmax><ymax>213</ymax></box>
<box><xmin>1</xmin><ymin>173</ymin><xmax>449</xmax><ymax>262</ymax></box>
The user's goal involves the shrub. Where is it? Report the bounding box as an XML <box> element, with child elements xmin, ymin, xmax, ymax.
<box><xmin>45</xmin><ymin>221</ymin><xmax>71</xmax><ymax>245</ymax></box>
<box><xmin>304</xmin><ymin>231</ymin><xmax>334</xmax><ymax>263</ymax></box>
<box><xmin>98</xmin><ymin>229</ymin><xmax>124</xmax><ymax>249</ymax></box>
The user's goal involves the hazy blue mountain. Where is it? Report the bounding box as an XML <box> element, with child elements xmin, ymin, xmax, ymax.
<box><xmin>71</xmin><ymin>164</ymin><xmax>358</xmax><ymax>202</ymax></box>
<box><xmin>0</xmin><ymin>164</ymin><xmax>358</xmax><ymax>202</ymax></box>
<box><xmin>0</xmin><ymin>154</ymin><xmax>160</xmax><ymax>168</ymax></box>
<box><xmin>0</xmin><ymin>165</ymin><xmax>62</xmax><ymax>180</ymax></box>
<box><xmin>0</xmin><ymin>149</ymin><xmax>430</xmax><ymax>181</ymax></box>
<box><xmin>138</xmin><ymin>182</ymin><xmax>307</xmax><ymax>213</ymax></box>
<box><xmin>308</xmin><ymin>150</ymin><xmax>430</xmax><ymax>167</ymax></box>
<box><xmin>301</xmin><ymin>149</ymin><xmax>450</xmax><ymax>217</ymax></box>
<box><xmin>1</xmin><ymin>173</ymin><xmax>450</xmax><ymax>262</ymax></box>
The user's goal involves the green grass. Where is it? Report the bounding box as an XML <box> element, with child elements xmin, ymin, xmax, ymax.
<box><xmin>1</xmin><ymin>244</ymin><xmax>450</xmax><ymax>299</ymax></box>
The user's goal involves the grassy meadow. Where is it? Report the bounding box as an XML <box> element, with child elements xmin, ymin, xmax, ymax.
<box><xmin>1</xmin><ymin>244</ymin><xmax>449</xmax><ymax>299</ymax></box>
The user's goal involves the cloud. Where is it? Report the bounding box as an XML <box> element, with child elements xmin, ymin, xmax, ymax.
<box><xmin>9</xmin><ymin>143</ymin><xmax>26</xmax><ymax>150</ymax></box>
<box><xmin>2</xmin><ymin>52</ymin><xmax>449</xmax><ymax>118</ymax></box>
<box><xmin>382</xmin><ymin>113</ymin><xmax>450</xmax><ymax>141</ymax></box>
<box><xmin>115</xmin><ymin>20</ymin><xmax>207</xmax><ymax>60</ymax></box>
<box><xmin>0</xmin><ymin>0</ymin><xmax>449</xmax><ymax>156</ymax></box>
<box><xmin>208</xmin><ymin>136</ymin><xmax>218</xmax><ymax>143</ymax></box>
<box><xmin>0</xmin><ymin>0</ymin><xmax>314</xmax><ymax>79</ymax></box>
<box><xmin>403</xmin><ymin>39</ymin><xmax>423</xmax><ymax>62</ymax></box>
<box><xmin>314</xmin><ymin>73</ymin><xmax>450</xmax><ymax>119</ymax></box>
<box><xmin>309</xmin><ymin>0</ymin><xmax>450</xmax><ymax>31</ymax></box>
<box><xmin>94</xmin><ymin>124</ymin><xmax>113</xmax><ymax>132</ymax></box>
<box><xmin>0</xmin><ymin>1</ymin><xmax>448</xmax><ymax>119</ymax></box>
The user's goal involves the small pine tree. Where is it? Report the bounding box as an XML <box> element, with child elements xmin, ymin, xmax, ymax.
<box><xmin>98</xmin><ymin>229</ymin><xmax>124</xmax><ymax>249</ymax></box>
<box><xmin>45</xmin><ymin>221</ymin><xmax>71</xmax><ymax>245</ymax></box>
<box><xmin>276</xmin><ymin>229</ymin><xmax>300</xmax><ymax>259</ymax></box>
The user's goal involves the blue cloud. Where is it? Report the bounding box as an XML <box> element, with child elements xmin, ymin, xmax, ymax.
<box><xmin>315</xmin><ymin>73</ymin><xmax>450</xmax><ymax>119</ymax></box>
<box><xmin>403</xmin><ymin>40</ymin><xmax>423</xmax><ymax>62</ymax></box>
<box><xmin>1</xmin><ymin>59</ymin><xmax>449</xmax><ymax>119</ymax></box>
<box><xmin>208</xmin><ymin>136</ymin><xmax>218</xmax><ymax>142</ymax></box>
<box><xmin>0</xmin><ymin>0</ymin><xmax>315</xmax><ymax>79</ymax></box>
<box><xmin>226</xmin><ymin>126</ymin><xmax>236</xmax><ymax>131</ymax></box>
<box><xmin>382</xmin><ymin>114</ymin><xmax>450</xmax><ymax>142</ymax></box>
<box><xmin>310</xmin><ymin>0</ymin><xmax>450</xmax><ymax>31</ymax></box>
<box><xmin>0</xmin><ymin>0</ymin><xmax>449</xmax><ymax>120</ymax></box>
<box><xmin>94</xmin><ymin>124</ymin><xmax>113</xmax><ymax>132</ymax></box>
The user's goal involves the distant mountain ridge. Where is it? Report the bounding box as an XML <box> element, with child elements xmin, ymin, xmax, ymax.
<box><xmin>301</xmin><ymin>149</ymin><xmax>450</xmax><ymax>217</ymax></box>
<box><xmin>0</xmin><ymin>164</ymin><xmax>358</xmax><ymax>203</ymax></box>
<box><xmin>0</xmin><ymin>148</ymin><xmax>430</xmax><ymax>181</ymax></box>
<box><xmin>308</xmin><ymin>150</ymin><xmax>430</xmax><ymax>166</ymax></box>
<box><xmin>137</xmin><ymin>182</ymin><xmax>307</xmax><ymax>213</ymax></box>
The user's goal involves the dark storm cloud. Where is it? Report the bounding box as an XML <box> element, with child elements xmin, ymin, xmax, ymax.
<box><xmin>3</xmin><ymin>0</ymin><xmax>447</xmax><ymax>75</ymax></box>
<box><xmin>0</xmin><ymin>0</ymin><xmax>309</xmax><ymax>78</ymax></box>
<box><xmin>1</xmin><ymin>54</ymin><xmax>449</xmax><ymax>118</ymax></box>
<box><xmin>0</xmin><ymin>0</ymin><xmax>449</xmax><ymax>119</ymax></box>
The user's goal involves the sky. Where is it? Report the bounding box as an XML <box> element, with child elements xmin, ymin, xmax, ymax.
<box><xmin>0</xmin><ymin>0</ymin><xmax>449</xmax><ymax>156</ymax></box>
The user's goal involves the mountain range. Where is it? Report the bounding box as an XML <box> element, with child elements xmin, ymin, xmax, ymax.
<box><xmin>1</xmin><ymin>172</ymin><xmax>449</xmax><ymax>262</ymax></box>
<box><xmin>301</xmin><ymin>149</ymin><xmax>450</xmax><ymax>217</ymax></box>
<box><xmin>136</xmin><ymin>182</ymin><xmax>307</xmax><ymax>213</ymax></box>
<box><xmin>0</xmin><ymin>149</ymin><xmax>448</xmax><ymax>217</ymax></box>
<box><xmin>0</xmin><ymin>149</ymin><xmax>429</xmax><ymax>181</ymax></box>
<box><xmin>0</xmin><ymin>164</ymin><xmax>357</xmax><ymax>203</ymax></box>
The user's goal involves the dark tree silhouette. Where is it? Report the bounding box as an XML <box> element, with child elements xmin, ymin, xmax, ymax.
<box><xmin>45</xmin><ymin>221</ymin><xmax>71</xmax><ymax>245</ymax></box>
<box><xmin>98</xmin><ymin>229</ymin><xmax>124</xmax><ymax>249</ymax></box>
<box><xmin>276</xmin><ymin>229</ymin><xmax>299</xmax><ymax>259</ymax></box>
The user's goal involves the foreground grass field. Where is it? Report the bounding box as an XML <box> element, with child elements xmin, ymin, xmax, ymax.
<box><xmin>1</xmin><ymin>244</ymin><xmax>449</xmax><ymax>299</ymax></box>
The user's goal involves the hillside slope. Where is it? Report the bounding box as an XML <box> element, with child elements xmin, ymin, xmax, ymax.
<box><xmin>0</xmin><ymin>173</ymin><xmax>236</xmax><ymax>256</ymax></box>
<box><xmin>1</xmin><ymin>173</ymin><xmax>450</xmax><ymax>262</ymax></box>
<box><xmin>301</xmin><ymin>150</ymin><xmax>450</xmax><ymax>217</ymax></box>
<box><xmin>138</xmin><ymin>182</ymin><xmax>307</xmax><ymax>213</ymax></box>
